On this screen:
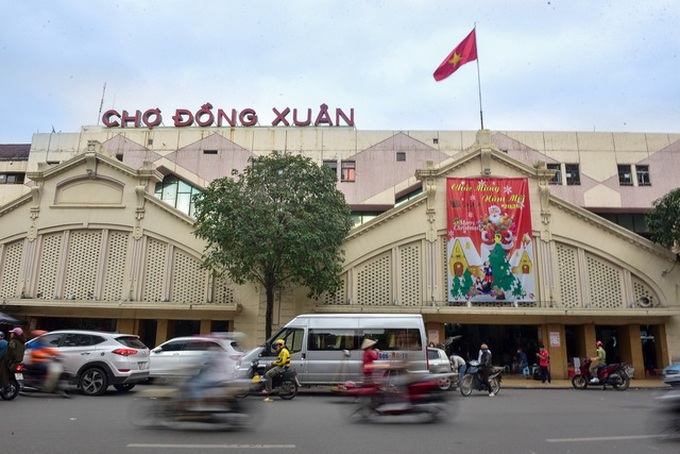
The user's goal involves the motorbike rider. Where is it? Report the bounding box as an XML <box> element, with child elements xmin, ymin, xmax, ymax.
<box><xmin>589</xmin><ymin>340</ymin><xmax>607</xmax><ymax>383</ymax></box>
<box><xmin>182</xmin><ymin>346</ymin><xmax>235</xmax><ymax>410</ymax></box>
<box><xmin>0</xmin><ymin>331</ymin><xmax>7</xmax><ymax>360</ymax></box>
<box><xmin>0</xmin><ymin>327</ymin><xmax>26</xmax><ymax>391</ymax></box>
<box><xmin>27</xmin><ymin>330</ymin><xmax>62</xmax><ymax>392</ymax></box>
<box><xmin>262</xmin><ymin>338</ymin><xmax>290</xmax><ymax>396</ymax></box>
<box><xmin>478</xmin><ymin>343</ymin><xmax>495</xmax><ymax>397</ymax></box>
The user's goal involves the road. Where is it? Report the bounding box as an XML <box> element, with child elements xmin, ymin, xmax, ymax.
<box><xmin>2</xmin><ymin>386</ymin><xmax>678</xmax><ymax>454</ymax></box>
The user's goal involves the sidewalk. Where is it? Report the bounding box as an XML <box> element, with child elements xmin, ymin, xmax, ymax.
<box><xmin>300</xmin><ymin>376</ymin><xmax>668</xmax><ymax>395</ymax></box>
<box><xmin>501</xmin><ymin>375</ymin><xmax>667</xmax><ymax>389</ymax></box>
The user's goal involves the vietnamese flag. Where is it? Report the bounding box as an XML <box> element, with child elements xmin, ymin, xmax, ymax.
<box><xmin>433</xmin><ymin>29</ymin><xmax>477</xmax><ymax>82</ymax></box>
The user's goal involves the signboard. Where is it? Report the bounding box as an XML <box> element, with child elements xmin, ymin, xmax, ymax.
<box><xmin>550</xmin><ymin>331</ymin><xmax>561</xmax><ymax>347</ymax></box>
<box><xmin>101</xmin><ymin>103</ymin><xmax>354</xmax><ymax>129</ymax></box>
<box><xmin>446</xmin><ymin>177</ymin><xmax>536</xmax><ymax>303</ymax></box>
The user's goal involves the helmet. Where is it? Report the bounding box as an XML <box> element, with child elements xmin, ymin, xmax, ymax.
<box><xmin>273</xmin><ymin>339</ymin><xmax>285</xmax><ymax>347</ymax></box>
<box><xmin>596</xmin><ymin>340</ymin><xmax>603</xmax><ymax>347</ymax></box>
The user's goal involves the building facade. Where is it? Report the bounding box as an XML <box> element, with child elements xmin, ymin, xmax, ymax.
<box><xmin>0</xmin><ymin>125</ymin><xmax>678</xmax><ymax>379</ymax></box>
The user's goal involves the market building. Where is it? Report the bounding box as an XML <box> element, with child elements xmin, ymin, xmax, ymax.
<box><xmin>0</xmin><ymin>119</ymin><xmax>678</xmax><ymax>379</ymax></box>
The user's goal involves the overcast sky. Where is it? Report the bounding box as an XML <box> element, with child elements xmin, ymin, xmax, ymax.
<box><xmin>1</xmin><ymin>1</ymin><xmax>679</xmax><ymax>143</ymax></box>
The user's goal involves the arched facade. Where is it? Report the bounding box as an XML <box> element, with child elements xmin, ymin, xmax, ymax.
<box><xmin>0</xmin><ymin>128</ymin><xmax>678</xmax><ymax>380</ymax></box>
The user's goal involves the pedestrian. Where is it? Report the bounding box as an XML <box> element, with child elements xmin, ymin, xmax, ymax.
<box><xmin>478</xmin><ymin>343</ymin><xmax>495</xmax><ymax>397</ymax></box>
<box><xmin>0</xmin><ymin>327</ymin><xmax>26</xmax><ymax>390</ymax></box>
<box><xmin>361</xmin><ymin>338</ymin><xmax>380</xmax><ymax>383</ymax></box>
<box><xmin>536</xmin><ymin>343</ymin><xmax>551</xmax><ymax>384</ymax></box>
<box><xmin>449</xmin><ymin>353</ymin><xmax>466</xmax><ymax>375</ymax></box>
<box><xmin>516</xmin><ymin>347</ymin><xmax>530</xmax><ymax>378</ymax></box>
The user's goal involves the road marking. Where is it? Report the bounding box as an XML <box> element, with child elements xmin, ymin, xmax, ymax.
<box><xmin>547</xmin><ymin>435</ymin><xmax>663</xmax><ymax>443</ymax></box>
<box><xmin>127</xmin><ymin>444</ymin><xmax>296</xmax><ymax>449</ymax></box>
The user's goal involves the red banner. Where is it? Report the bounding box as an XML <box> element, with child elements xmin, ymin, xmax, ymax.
<box><xmin>446</xmin><ymin>177</ymin><xmax>535</xmax><ymax>303</ymax></box>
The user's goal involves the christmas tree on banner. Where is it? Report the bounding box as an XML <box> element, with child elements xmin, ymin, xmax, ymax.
<box><xmin>488</xmin><ymin>242</ymin><xmax>524</xmax><ymax>299</ymax></box>
<box><xmin>451</xmin><ymin>268</ymin><xmax>474</xmax><ymax>300</ymax></box>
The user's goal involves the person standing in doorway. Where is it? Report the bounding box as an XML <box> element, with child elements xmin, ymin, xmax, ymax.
<box><xmin>536</xmin><ymin>343</ymin><xmax>551</xmax><ymax>384</ymax></box>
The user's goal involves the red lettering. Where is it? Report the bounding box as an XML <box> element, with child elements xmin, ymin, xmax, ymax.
<box><xmin>271</xmin><ymin>107</ymin><xmax>290</xmax><ymax>126</ymax></box>
<box><xmin>120</xmin><ymin>110</ymin><xmax>141</xmax><ymax>128</ymax></box>
<box><xmin>336</xmin><ymin>108</ymin><xmax>354</xmax><ymax>127</ymax></box>
<box><xmin>173</xmin><ymin>109</ymin><xmax>193</xmax><ymax>127</ymax></box>
<box><xmin>102</xmin><ymin>109</ymin><xmax>120</xmax><ymax>127</ymax></box>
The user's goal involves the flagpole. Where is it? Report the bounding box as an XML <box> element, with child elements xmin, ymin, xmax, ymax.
<box><xmin>474</xmin><ymin>24</ymin><xmax>484</xmax><ymax>130</ymax></box>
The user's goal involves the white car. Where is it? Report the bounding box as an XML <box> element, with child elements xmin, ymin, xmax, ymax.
<box><xmin>149</xmin><ymin>334</ymin><xmax>244</xmax><ymax>380</ymax></box>
<box><xmin>23</xmin><ymin>330</ymin><xmax>150</xmax><ymax>396</ymax></box>
<box><xmin>428</xmin><ymin>347</ymin><xmax>456</xmax><ymax>391</ymax></box>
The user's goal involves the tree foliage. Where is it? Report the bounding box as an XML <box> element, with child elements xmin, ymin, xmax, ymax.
<box><xmin>645</xmin><ymin>187</ymin><xmax>680</xmax><ymax>251</ymax></box>
<box><xmin>192</xmin><ymin>152</ymin><xmax>354</xmax><ymax>338</ymax></box>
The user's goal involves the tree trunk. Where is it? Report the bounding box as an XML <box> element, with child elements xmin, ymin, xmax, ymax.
<box><xmin>265</xmin><ymin>284</ymin><xmax>275</xmax><ymax>340</ymax></box>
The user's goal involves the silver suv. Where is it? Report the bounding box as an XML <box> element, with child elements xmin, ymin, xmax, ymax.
<box><xmin>23</xmin><ymin>330</ymin><xmax>150</xmax><ymax>396</ymax></box>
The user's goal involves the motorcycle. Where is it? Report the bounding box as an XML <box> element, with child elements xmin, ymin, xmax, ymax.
<box><xmin>459</xmin><ymin>360</ymin><xmax>503</xmax><ymax>396</ymax></box>
<box><xmin>130</xmin><ymin>378</ymin><xmax>258</xmax><ymax>430</ymax></box>
<box><xmin>1</xmin><ymin>357</ymin><xmax>71</xmax><ymax>400</ymax></box>
<box><xmin>19</xmin><ymin>357</ymin><xmax>72</xmax><ymax>397</ymax></box>
<box><xmin>343</xmin><ymin>368</ymin><xmax>451</xmax><ymax>423</ymax></box>
<box><xmin>235</xmin><ymin>359</ymin><xmax>300</xmax><ymax>400</ymax></box>
<box><xmin>647</xmin><ymin>389</ymin><xmax>680</xmax><ymax>439</ymax></box>
<box><xmin>0</xmin><ymin>363</ymin><xmax>24</xmax><ymax>401</ymax></box>
<box><xmin>571</xmin><ymin>358</ymin><xmax>632</xmax><ymax>391</ymax></box>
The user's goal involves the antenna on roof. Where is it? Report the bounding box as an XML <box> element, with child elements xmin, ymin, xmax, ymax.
<box><xmin>96</xmin><ymin>82</ymin><xmax>107</xmax><ymax>126</ymax></box>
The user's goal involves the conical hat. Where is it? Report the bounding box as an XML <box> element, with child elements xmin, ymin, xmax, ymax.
<box><xmin>361</xmin><ymin>338</ymin><xmax>377</xmax><ymax>349</ymax></box>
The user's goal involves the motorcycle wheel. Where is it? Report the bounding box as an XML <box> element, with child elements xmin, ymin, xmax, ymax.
<box><xmin>571</xmin><ymin>374</ymin><xmax>588</xmax><ymax>390</ymax></box>
<box><xmin>277</xmin><ymin>379</ymin><xmax>298</xmax><ymax>400</ymax></box>
<box><xmin>459</xmin><ymin>374</ymin><xmax>473</xmax><ymax>397</ymax></box>
<box><xmin>490</xmin><ymin>378</ymin><xmax>501</xmax><ymax>395</ymax></box>
<box><xmin>611</xmin><ymin>373</ymin><xmax>631</xmax><ymax>391</ymax></box>
<box><xmin>0</xmin><ymin>380</ymin><xmax>20</xmax><ymax>401</ymax></box>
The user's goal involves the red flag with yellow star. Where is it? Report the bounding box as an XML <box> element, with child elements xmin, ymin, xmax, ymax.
<box><xmin>433</xmin><ymin>29</ymin><xmax>477</xmax><ymax>82</ymax></box>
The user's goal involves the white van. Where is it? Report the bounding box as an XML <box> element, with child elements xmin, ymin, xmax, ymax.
<box><xmin>235</xmin><ymin>313</ymin><xmax>428</xmax><ymax>385</ymax></box>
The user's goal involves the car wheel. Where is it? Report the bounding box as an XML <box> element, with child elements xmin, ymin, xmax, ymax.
<box><xmin>114</xmin><ymin>383</ymin><xmax>136</xmax><ymax>392</ymax></box>
<box><xmin>80</xmin><ymin>367</ymin><xmax>109</xmax><ymax>396</ymax></box>
<box><xmin>437</xmin><ymin>376</ymin><xmax>453</xmax><ymax>391</ymax></box>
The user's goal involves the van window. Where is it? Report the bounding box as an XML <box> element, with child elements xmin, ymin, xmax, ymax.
<box><xmin>362</xmin><ymin>328</ymin><xmax>423</xmax><ymax>351</ymax></box>
<box><xmin>272</xmin><ymin>328</ymin><xmax>305</xmax><ymax>354</ymax></box>
<box><xmin>308</xmin><ymin>329</ymin><xmax>358</xmax><ymax>351</ymax></box>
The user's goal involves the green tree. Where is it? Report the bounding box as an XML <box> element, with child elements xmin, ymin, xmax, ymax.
<box><xmin>645</xmin><ymin>188</ymin><xmax>680</xmax><ymax>252</ymax></box>
<box><xmin>193</xmin><ymin>152</ymin><xmax>354</xmax><ymax>339</ymax></box>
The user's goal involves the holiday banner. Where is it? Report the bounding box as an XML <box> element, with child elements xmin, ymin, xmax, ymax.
<box><xmin>446</xmin><ymin>177</ymin><xmax>536</xmax><ymax>303</ymax></box>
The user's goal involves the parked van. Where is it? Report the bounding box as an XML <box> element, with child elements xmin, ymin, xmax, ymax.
<box><xmin>235</xmin><ymin>313</ymin><xmax>428</xmax><ymax>385</ymax></box>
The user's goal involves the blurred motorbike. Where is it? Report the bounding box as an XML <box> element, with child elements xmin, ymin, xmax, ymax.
<box><xmin>459</xmin><ymin>360</ymin><xmax>503</xmax><ymax>396</ymax></box>
<box><xmin>343</xmin><ymin>367</ymin><xmax>451</xmax><ymax>423</ymax></box>
<box><xmin>1</xmin><ymin>357</ymin><xmax>71</xmax><ymax>399</ymax></box>
<box><xmin>571</xmin><ymin>358</ymin><xmax>632</xmax><ymax>391</ymax></box>
<box><xmin>647</xmin><ymin>389</ymin><xmax>680</xmax><ymax>439</ymax></box>
<box><xmin>235</xmin><ymin>358</ymin><xmax>300</xmax><ymax>400</ymax></box>
<box><xmin>130</xmin><ymin>378</ymin><xmax>258</xmax><ymax>430</ymax></box>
